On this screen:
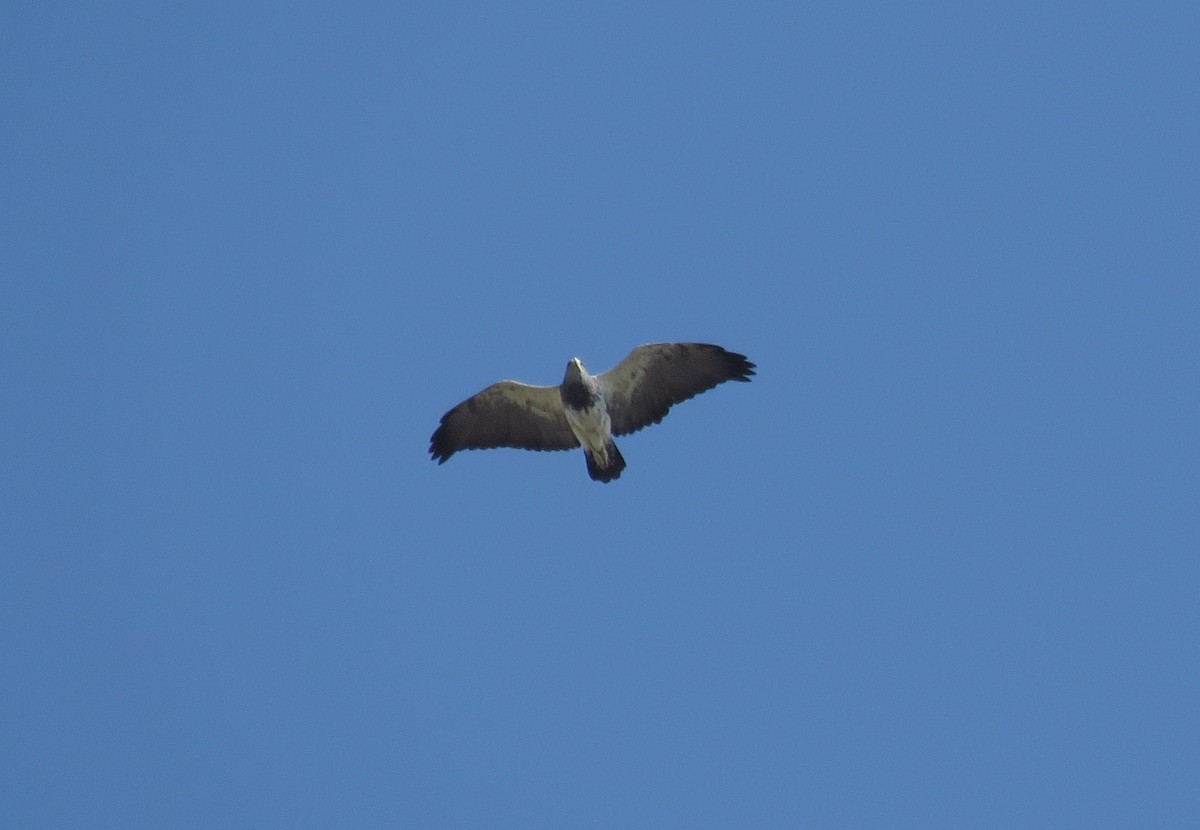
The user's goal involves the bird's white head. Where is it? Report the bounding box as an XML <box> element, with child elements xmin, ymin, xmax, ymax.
<box><xmin>563</xmin><ymin>357</ymin><xmax>586</xmax><ymax>384</ymax></box>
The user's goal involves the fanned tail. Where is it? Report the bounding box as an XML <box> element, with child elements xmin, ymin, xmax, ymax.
<box><xmin>585</xmin><ymin>441</ymin><xmax>626</xmax><ymax>483</ymax></box>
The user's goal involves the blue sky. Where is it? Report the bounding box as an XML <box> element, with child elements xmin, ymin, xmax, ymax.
<box><xmin>3</xmin><ymin>2</ymin><xmax>1197</xmax><ymax>826</ymax></box>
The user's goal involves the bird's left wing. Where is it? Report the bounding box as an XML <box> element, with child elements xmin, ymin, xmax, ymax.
<box><xmin>598</xmin><ymin>343</ymin><xmax>755</xmax><ymax>436</ymax></box>
<box><xmin>429</xmin><ymin>381</ymin><xmax>578</xmax><ymax>463</ymax></box>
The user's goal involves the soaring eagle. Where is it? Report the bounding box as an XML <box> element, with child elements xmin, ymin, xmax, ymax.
<box><xmin>429</xmin><ymin>343</ymin><xmax>755</xmax><ymax>482</ymax></box>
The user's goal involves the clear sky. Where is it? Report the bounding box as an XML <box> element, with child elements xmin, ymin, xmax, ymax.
<box><xmin>3</xmin><ymin>2</ymin><xmax>1197</xmax><ymax>827</ymax></box>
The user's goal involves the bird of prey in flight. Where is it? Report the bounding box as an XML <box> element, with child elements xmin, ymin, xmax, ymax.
<box><xmin>429</xmin><ymin>342</ymin><xmax>755</xmax><ymax>482</ymax></box>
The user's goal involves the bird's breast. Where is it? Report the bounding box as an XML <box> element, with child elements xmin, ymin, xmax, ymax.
<box><xmin>562</xmin><ymin>395</ymin><xmax>611</xmax><ymax>452</ymax></box>
<box><xmin>560</xmin><ymin>380</ymin><xmax>597</xmax><ymax>411</ymax></box>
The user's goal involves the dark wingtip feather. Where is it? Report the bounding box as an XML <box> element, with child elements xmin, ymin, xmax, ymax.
<box><xmin>729</xmin><ymin>352</ymin><xmax>756</xmax><ymax>381</ymax></box>
<box><xmin>429</xmin><ymin>436</ymin><xmax>451</xmax><ymax>464</ymax></box>
<box><xmin>428</xmin><ymin>410</ymin><xmax>457</xmax><ymax>464</ymax></box>
<box><xmin>693</xmin><ymin>343</ymin><xmax>756</xmax><ymax>382</ymax></box>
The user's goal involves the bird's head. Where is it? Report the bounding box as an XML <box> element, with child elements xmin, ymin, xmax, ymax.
<box><xmin>563</xmin><ymin>357</ymin><xmax>586</xmax><ymax>384</ymax></box>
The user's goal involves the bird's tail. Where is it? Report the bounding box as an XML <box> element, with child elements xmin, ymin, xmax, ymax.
<box><xmin>585</xmin><ymin>440</ymin><xmax>626</xmax><ymax>483</ymax></box>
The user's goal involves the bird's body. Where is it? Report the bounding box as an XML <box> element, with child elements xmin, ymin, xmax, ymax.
<box><xmin>429</xmin><ymin>343</ymin><xmax>754</xmax><ymax>482</ymax></box>
<box><xmin>560</xmin><ymin>358</ymin><xmax>625</xmax><ymax>482</ymax></box>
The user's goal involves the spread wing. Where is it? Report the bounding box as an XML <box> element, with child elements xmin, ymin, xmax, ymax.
<box><xmin>598</xmin><ymin>343</ymin><xmax>755</xmax><ymax>436</ymax></box>
<box><xmin>429</xmin><ymin>381</ymin><xmax>578</xmax><ymax>463</ymax></box>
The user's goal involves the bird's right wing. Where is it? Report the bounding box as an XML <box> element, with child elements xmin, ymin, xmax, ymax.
<box><xmin>429</xmin><ymin>381</ymin><xmax>579</xmax><ymax>463</ymax></box>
